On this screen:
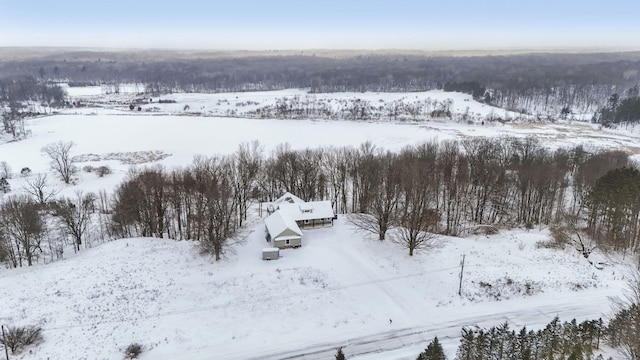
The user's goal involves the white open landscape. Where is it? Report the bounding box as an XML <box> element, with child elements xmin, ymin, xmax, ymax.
<box><xmin>1</xmin><ymin>88</ymin><xmax>639</xmax><ymax>359</ymax></box>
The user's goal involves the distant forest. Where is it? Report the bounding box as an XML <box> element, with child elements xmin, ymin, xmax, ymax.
<box><xmin>1</xmin><ymin>49</ymin><xmax>640</xmax><ymax>116</ymax></box>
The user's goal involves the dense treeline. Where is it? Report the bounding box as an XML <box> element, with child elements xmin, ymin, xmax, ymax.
<box><xmin>104</xmin><ymin>137</ymin><xmax>637</xmax><ymax>258</ymax></box>
<box><xmin>244</xmin><ymin>95</ymin><xmax>456</xmax><ymax>122</ymax></box>
<box><xmin>2</xmin><ymin>50</ymin><xmax>639</xmax><ymax>114</ymax></box>
<box><xmin>455</xmin><ymin>318</ymin><xmax>604</xmax><ymax>360</ymax></box>
<box><xmin>593</xmin><ymin>87</ymin><xmax>640</xmax><ymax>126</ymax></box>
<box><xmin>0</xmin><ymin>75</ymin><xmax>65</xmax><ymax>105</ymax></box>
<box><xmin>1</xmin><ymin>137</ymin><xmax>638</xmax><ymax>265</ymax></box>
<box><xmin>0</xmin><ymin>75</ymin><xmax>66</xmax><ymax>138</ymax></box>
<box><xmin>0</xmin><ymin>191</ymin><xmax>106</xmax><ymax>268</ymax></box>
<box><xmin>110</xmin><ymin>142</ymin><xmax>261</xmax><ymax>260</ymax></box>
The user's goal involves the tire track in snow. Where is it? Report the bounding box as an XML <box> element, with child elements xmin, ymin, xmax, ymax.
<box><xmin>335</xmin><ymin>241</ymin><xmax>421</xmax><ymax>323</ymax></box>
<box><xmin>234</xmin><ymin>290</ymin><xmax>614</xmax><ymax>360</ymax></box>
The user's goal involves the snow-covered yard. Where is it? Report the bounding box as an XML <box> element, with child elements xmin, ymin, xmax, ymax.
<box><xmin>0</xmin><ymin>218</ymin><xmax>631</xmax><ymax>360</ymax></box>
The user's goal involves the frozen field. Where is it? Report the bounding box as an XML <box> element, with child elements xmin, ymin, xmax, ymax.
<box><xmin>1</xmin><ymin>88</ymin><xmax>639</xmax><ymax>359</ymax></box>
<box><xmin>4</xmin><ymin>89</ymin><xmax>640</xmax><ymax>198</ymax></box>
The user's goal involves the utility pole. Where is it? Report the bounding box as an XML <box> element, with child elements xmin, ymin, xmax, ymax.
<box><xmin>1</xmin><ymin>325</ymin><xmax>9</xmax><ymax>360</ymax></box>
<box><xmin>458</xmin><ymin>254</ymin><xmax>465</xmax><ymax>297</ymax></box>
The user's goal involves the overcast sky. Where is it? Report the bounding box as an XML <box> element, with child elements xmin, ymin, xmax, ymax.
<box><xmin>1</xmin><ymin>0</ymin><xmax>639</xmax><ymax>51</ymax></box>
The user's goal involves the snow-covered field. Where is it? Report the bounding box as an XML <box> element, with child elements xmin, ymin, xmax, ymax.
<box><xmin>5</xmin><ymin>88</ymin><xmax>640</xmax><ymax>197</ymax></box>
<box><xmin>1</xmin><ymin>88</ymin><xmax>639</xmax><ymax>359</ymax></box>
<box><xmin>0</xmin><ymin>220</ymin><xmax>631</xmax><ymax>360</ymax></box>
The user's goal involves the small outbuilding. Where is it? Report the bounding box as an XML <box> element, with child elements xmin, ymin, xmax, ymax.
<box><xmin>262</xmin><ymin>247</ymin><xmax>280</xmax><ymax>260</ymax></box>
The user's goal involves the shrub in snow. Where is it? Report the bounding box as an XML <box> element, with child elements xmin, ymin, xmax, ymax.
<box><xmin>81</xmin><ymin>164</ymin><xmax>111</xmax><ymax>177</ymax></box>
<box><xmin>470</xmin><ymin>276</ymin><xmax>541</xmax><ymax>301</ymax></box>
<box><xmin>335</xmin><ymin>347</ymin><xmax>346</xmax><ymax>360</ymax></box>
<box><xmin>96</xmin><ymin>165</ymin><xmax>112</xmax><ymax>177</ymax></box>
<box><xmin>471</xmin><ymin>225</ymin><xmax>499</xmax><ymax>235</ymax></box>
<box><xmin>20</xmin><ymin>167</ymin><xmax>31</xmax><ymax>176</ymax></box>
<box><xmin>0</xmin><ymin>325</ymin><xmax>44</xmax><ymax>354</ymax></box>
<box><xmin>124</xmin><ymin>343</ymin><xmax>143</xmax><ymax>359</ymax></box>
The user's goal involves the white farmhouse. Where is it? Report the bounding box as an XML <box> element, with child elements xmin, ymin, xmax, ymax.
<box><xmin>264</xmin><ymin>193</ymin><xmax>336</xmax><ymax>250</ymax></box>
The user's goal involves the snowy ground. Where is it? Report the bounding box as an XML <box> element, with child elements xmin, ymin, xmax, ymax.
<box><xmin>0</xmin><ymin>218</ymin><xmax>632</xmax><ymax>360</ymax></box>
<box><xmin>1</xmin><ymin>88</ymin><xmax>639</xmax><ymax>359</ymax></box>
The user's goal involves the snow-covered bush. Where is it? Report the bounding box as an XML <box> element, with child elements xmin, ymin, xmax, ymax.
<box><xmin>96</xmin><ymin>165</ymin><xmax>112</xmax><ymax>177</ymax></box>
<box><xmin>124</xmin><ymin>343</ymin><xmax>143</xmax><ymax>359</ymax></box>
<box><xmin>0</xmin><ymin>325</ymin><xmax>44</xmax><ymax>354</ymax></box>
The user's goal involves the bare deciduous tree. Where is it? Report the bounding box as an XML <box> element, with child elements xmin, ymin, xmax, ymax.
<box><xmin>111</xmin><ymin>167</ymin><xmax>168</xmax><ymax>239</ymax></box>
<box><xmin>0</xmin><ymin>196</ymin><xmax>45</xmax><ymax>267</ymax></box>
<box><xmin>393</xmin><ymin>143</ymin><xmax>441</xmax><ymax>256</ymax></box>
<box><xmin>0</xmin><ymin>160</ymin><xmax>11</xmax><ymax>179</ymax></box>
<box><xmin>234</xmin><ymin>140</ymin><xmax>263</xmax><ymax>226</ymax></box>
<box><xmin>41</xmin><ymin>141</ymin><xmax>77</xmax><ymax>184</ymax></box>
<box><xmin>22</xmin><ymin>173</ymin><xmax>58</xmax><ymax>204</ymax></box>
<box><xmin>550</xmin><ymin>213</ymin><xmax>598</xmax><ymax>262</ymax></box>
<box><xmin>54</xmin><ymin>191</ymin><xmax>94</xmax><ymax>252</ymax></box>
<box><xmin>192</xmin><ymin>155</ymin><xmax>238</xmax><ymax>260</ymax></box>
<box><xmin>394</xmin><ymin>207</ymin><xmax>440</xmax><ymax>256</ymax></box>
<box><xmin>324</xmin><ymin>147</ymin><xmax>353</xmax><ymax>215</ymax></box>
<box><xmin>349</xmin><ymin>152</ymin><xmax>401</xmax><ymax>241</ymax></box>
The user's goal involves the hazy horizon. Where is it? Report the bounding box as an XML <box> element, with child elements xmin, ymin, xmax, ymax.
<box><xmin>2</xmin><ymin>0</ymin><xmax>640</xmax><ymax>52</ymax></box>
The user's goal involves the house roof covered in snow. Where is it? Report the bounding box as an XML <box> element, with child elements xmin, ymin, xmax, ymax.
<box><xmin>274</xmin><ymin>192</ymin><xmax>305</xmax><ymax>205</ymax></box>
<box><xmin>264</xmin><ymin>210</ymin><xmax>303</xmax><ymax>238</ymax></box>
<box><xmin>277</xmin><ymin>201</ymin><xmax>335</xmax><ymax>222</ymax></box>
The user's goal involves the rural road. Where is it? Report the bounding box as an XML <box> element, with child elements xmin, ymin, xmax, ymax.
<box><xmin>224</xmin><ymin>288</ymin><xmax>618</xmax><ymax>360</ymax></box>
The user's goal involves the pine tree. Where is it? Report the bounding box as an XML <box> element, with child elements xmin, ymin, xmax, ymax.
<box><xmin>456</xmin><ymin>327</ymin><xmax>476</xmax><ymax>360</ymax></box>
<box><xmin>335</xmin><ymin>347</ymin><xmax>346</xmax><ymax>360</ymax></box>
<box><xmin>417</xmin><ymin>337</ymin><xmax>447</xmax><ymax>360</ymax></box>
<box><xmin>515</xmin><ymin>326</ymin><xmax>532</xmax><ymax>360</ymax></box>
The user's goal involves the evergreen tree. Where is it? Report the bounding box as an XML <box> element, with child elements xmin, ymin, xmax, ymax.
<box><xmin>515</xmin><ymin>327</ymin><xmax>532</xmax><ymax>360</ymax></box>
<box><xmin>456</xmin><ymin>327</ymin><xmax>476</xmax><ymax>360</ymax></box>
<box><xmin>451</xmin><ymin>318</ymin><xmax>606</xmax><ymax>360</ymax></box>
<box><xmin>417</xmin><ymin>337</ymin><xmax>447</xmax><ymax>360</ymax></box>
<box><xmin>335</xmin><ymin>347</ymin><xmax>346</xmax><ymax>360</ymax></box>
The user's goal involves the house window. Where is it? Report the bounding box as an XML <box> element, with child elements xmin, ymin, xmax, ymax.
<box><xmin>285</xmin><ymin>239</ymin><xmax>290</xmax><ymax>245</ymax></box>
